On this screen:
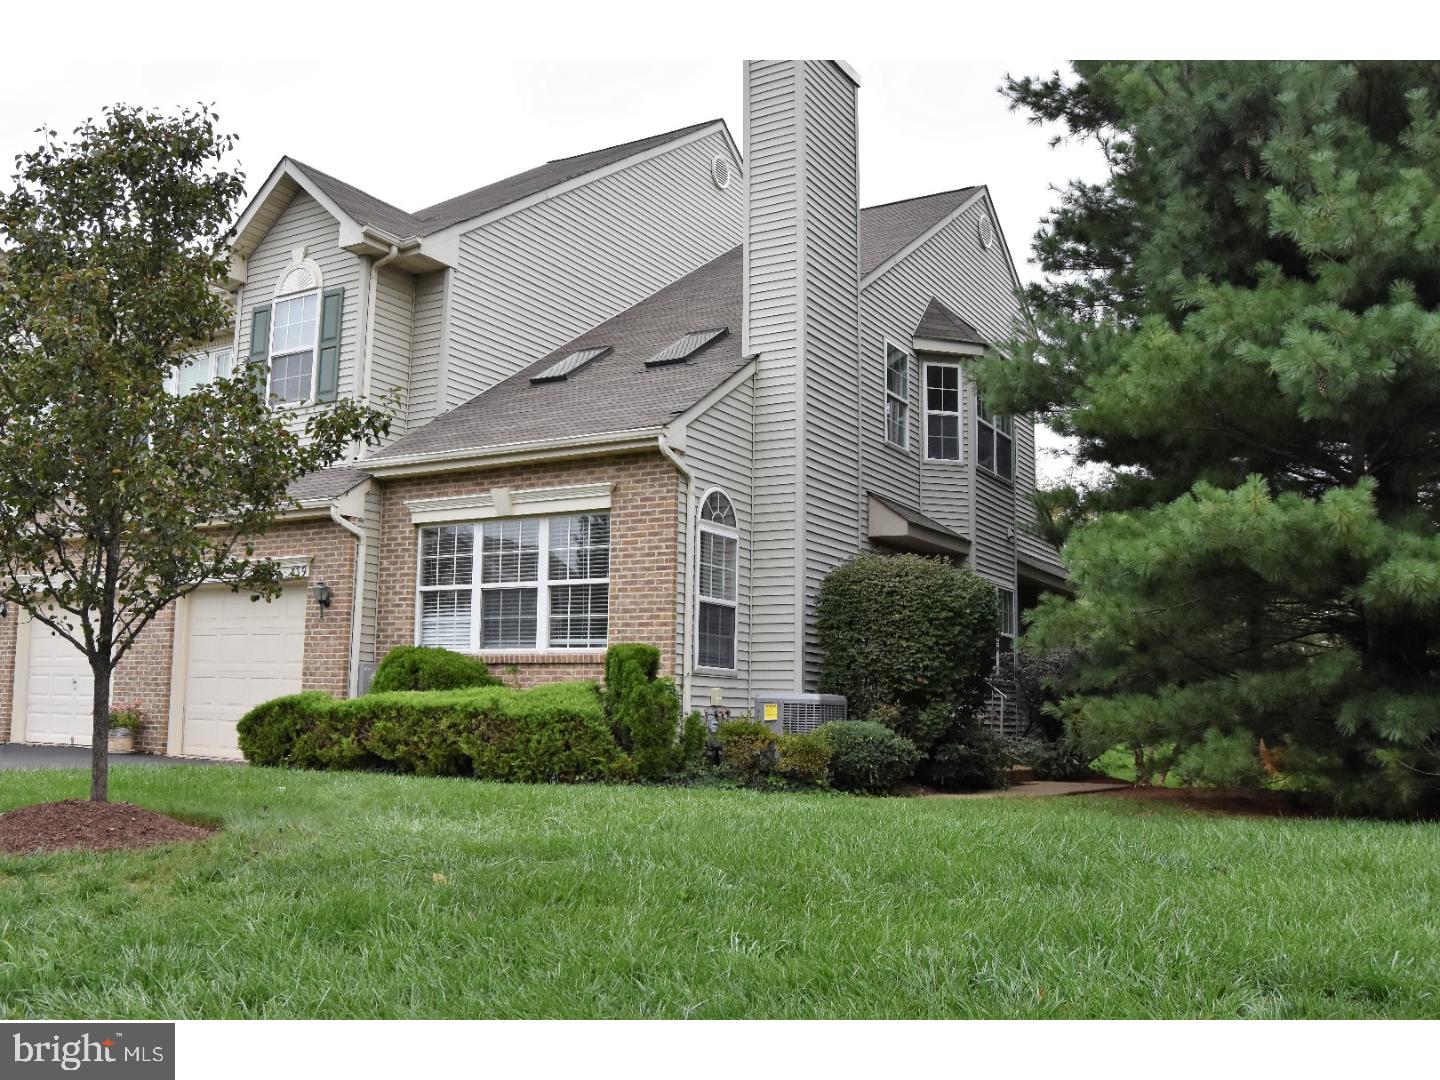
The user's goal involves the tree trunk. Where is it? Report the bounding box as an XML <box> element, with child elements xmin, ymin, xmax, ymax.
<box><xmin>89</xmin><ymin>664</ymin><xmax>111</xmax><ymax>803</ymax></box>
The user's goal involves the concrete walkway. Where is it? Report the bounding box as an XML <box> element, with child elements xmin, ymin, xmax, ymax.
<box><xmin>0</xmin><ymin>744</ymin><xmax>237</xmax><ymax>770</ymax></box>
<box><xmin>923</xmin><ymin>779</ymin><xmax>1128</xmax><ymax>800</ymax></box>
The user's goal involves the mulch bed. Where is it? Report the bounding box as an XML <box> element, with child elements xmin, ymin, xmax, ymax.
<box><xmin>1091</xmin><ymin>784</ymin><xmax>1319</xmax><ymax>819</ymax></box>
<box><xmin>0</xmin><ymin>800</ymin><xmax>215</xmax><ymax>855</ymax></box>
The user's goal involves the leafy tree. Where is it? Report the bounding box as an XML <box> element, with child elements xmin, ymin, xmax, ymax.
<box><xmin>0</xmin><ymin>105</ymin><xmax>390</xmax><ymax>801</ymax></box>
<box><xmin>977</xmin><ymin>62</ymin><xmax>1440</xmax><ymax>813</ymax></box>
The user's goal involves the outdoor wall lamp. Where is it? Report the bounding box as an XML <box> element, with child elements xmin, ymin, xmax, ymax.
<box><xmin>0</xmin><ymin>600</ymin><xmax>7</xmax><ymax>618</ymax></box>
<box><xmin>312</xmin><ymin>581</ymin><xmax>333</xmax><ymax>617</ymax></box>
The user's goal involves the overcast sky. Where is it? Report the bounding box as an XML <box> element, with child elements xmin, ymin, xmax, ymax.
<box><xmin>0</xmin><ymin>58</ymin><xmax>1107</xmax><ymax>482</ymax></box>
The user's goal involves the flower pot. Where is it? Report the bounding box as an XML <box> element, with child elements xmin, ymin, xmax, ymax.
<box><xmin>108</xmin><ymin>730</ymin><xmax>135</xmax><ymax>754</ymax></box>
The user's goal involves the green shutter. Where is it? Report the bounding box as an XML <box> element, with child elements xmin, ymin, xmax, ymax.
<box><xmin>315</xmin><ymin>287</ymin><xmax>344</xmax><ymax>403</ymax></box>
<box><xmin>248</xmin><ymin>304</ymin><xmax>272</xmax><ymax>401</ymax></box>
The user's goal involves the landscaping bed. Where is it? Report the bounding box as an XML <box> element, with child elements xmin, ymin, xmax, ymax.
<box><xmin>0</xmin><ymin>799</ymin><xmax>213</xmax><ymax>854</ymax></box>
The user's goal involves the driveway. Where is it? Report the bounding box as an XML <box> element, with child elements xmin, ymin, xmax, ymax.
<box><xmin>0</xmin><ymin>744</ymin><xmax>238</xmax><ymax>770</ymax></box>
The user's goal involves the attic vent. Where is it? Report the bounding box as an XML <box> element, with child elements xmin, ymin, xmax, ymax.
<box><xmin>711</xmin><ymin>155</ymin><xmax>732</xmax><ymax>191</ymax></box>
<box><xmin>645</xmin><ymin>328</ymin><xmax>727</xmax><ymax>369</ymax></box>
<box><xmin>530</xmin><ymin>346</ymin><xmax>611</xmax><ymax>384</ymax></box>
<box><xmin>978</xmin><ymin>216</ymin><xmax>996</xmax><ymax>251</ymax></box>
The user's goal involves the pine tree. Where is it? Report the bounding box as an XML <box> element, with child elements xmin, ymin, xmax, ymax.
<box><xmin>977</xmin><ymin>62</ymin><xmax>1440</xmax><ymax>814</ymax></box>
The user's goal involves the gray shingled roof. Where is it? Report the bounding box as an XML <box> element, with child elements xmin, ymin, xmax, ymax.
<box><xmin>288</xmin><ymin>466</ymin><xmax>371</xmax><ymax>504</ymax></box>
<box><xmin>914</xmin><ymin>296</ymin><xmax>988</xmax><ymax>347</ymax></box>
<box><xmin>369</xmin><ymin>186</ymin><xmax>990</xmax><ymax>462</ymax></box>
<box><xmin>290</xmin><ymin>120</ymin><xmax>722</xmax><ymax>240</ymax></box>
<box><xmin>868</xmin><ymin>490</ymin><xmax>967</xmax><ymax>542</ymax></box>
<box><xmin>859</xmin><ymin>187</ymin><xmax>982</xmax><ymax>277</ymax></box>
<box><xmin>372</xmin><ymin>246</ymin><xmax>748</xmax><ymax>460</ymax></box>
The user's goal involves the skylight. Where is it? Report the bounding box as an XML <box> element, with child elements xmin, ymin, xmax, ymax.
<box><xmin>530</xmin><ymin>346</ymin><xmax>611</xmax><ymax>384</ymax></box>
<box><xmin>644</xmin><ymin>328</ymin><xmax>728</xmax><ymax>369</ymax></box>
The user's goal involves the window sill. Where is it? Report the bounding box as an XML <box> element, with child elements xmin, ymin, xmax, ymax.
<box><xmin>976</xmin><ymin>466</ymin><xmax>1014</xmax><ymax>486</ymax></box>
<box><xmin>475</xmin><ymin>650</ymin><xmax>607</xmax><ymax>665</ymax></box>
<box><xmin>693</xmin><ymin>665</ymin><xmax>739</xmax><ymax>678</ymax></box>
<box><xmin>879</xmin><ymin>440</ymin><xmax>918</xmax><ymax>462</ymax></box>
<box><xmin>922</xmin><ymin>455</ymin><xmax>964</xmax><ymax>466</ymax></box>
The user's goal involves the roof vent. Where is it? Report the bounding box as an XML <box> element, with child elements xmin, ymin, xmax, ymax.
<box><xmin>711</xmin><ymin>155</ymin><xmax>732</xmax><ymax>191</ymax></box>
<box><xmin>645</xmin><ymin>328</ymin><xmax>728</xmax><ymax>369</ymax></box>
<box><xmin>530</xmin><ymin>346</ymin><xmax>611</xmax><ymax>384</ymax></box>
<box><xmin>978</xmin><ymin>216</ymin><xmax>996</xmax><ymax>250</ymax></box>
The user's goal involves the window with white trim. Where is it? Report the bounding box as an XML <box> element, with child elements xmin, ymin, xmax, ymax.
<box><xmin>924</xmin><ymin>362</ymin><xmax>962</xmax><ymax>461</ymax></box>
<box><xmin>268</xmin><ymin>291</ymin><xmax>319</xmax><ymax>404</ymax></box>
<box><xmin>695</xmin><ymin>490</ymin><xmax>738</xmax><ymax>671</ymax></box>
<box><xmin>170</xmin><ymin>345</ymin><xmax>233</xmax><ymax>395</ymax></box>
<box><xmin>884</xmin><ymin>342</ymin><xmax>911</xmax><ymax>449</ymax></box>
<box><xmin>416</xmin><ymin>514</ymin><xmax>611</xmax><ymax>651</ymax></box>
<box><xmin>976</xmin><ymin>395</ymin><xmax>1014</xmax><ymax>480</ymax></box>
<box><xmin>996</xmin><ymin>586</ymin><xmax>1016</xmax><ymax>658</ymax></box>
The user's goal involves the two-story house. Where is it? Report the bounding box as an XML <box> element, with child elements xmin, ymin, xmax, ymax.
<box><xmin>0</xmin><ymin>60</ymin><xmax>1065</xmax><ymax>759</ymax></box>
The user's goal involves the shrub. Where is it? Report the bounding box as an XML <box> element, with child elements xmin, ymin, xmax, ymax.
<box><xmin>816</xmin><ymin>553</ymin><xmax>997</xmax><ymax>750</ymax></box>
<box><xmin>676</xmin><ymin>712</ymin><xmax>708</xmax><ymax>772</ymax></box>
<box><xmin>775</xmin><ymin>732</ymin><xmax>831</xmax><ymax>785</ymax></box>
<box><xmin>921</xmin><ymin>725</ymin><xmax>1013</xmax><ymax>791</ymax></box>
<box><xmin>369</xmin><ymin>646</ymin><xmax>499</xmax><ymax>694</ymax></box>
<box><xmin>715</xmin><ymin>718</ymin><xmax>777</xmax><ymax>781</ymax></box>
<box><xmin>237</xmin><ymin>682</ymin><xmax>631</xmax><ymax>783</ymax></box>
<box><xmin>1008</xmin><ymin>734</ymin><xmax>1096</xmax><ymax>781</ymax></box>
<box><xmin>818</xmin><ymin>720</ymin><xmax>921</xmax><ymax>793</ymax></box>
<box><xmin>602</xmin><ymin>643</ymin><xmax>679</xmax><ymax>780</ymax></box>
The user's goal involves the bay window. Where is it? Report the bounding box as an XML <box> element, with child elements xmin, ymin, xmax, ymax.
<box><xmin>417</xmin><ymin>513</ymin><xmax>611</xmax><ymax>651</ymax></box>
<box><xmin>170</xmin><ymin>345</ymin><xmax>233</xmax><ymax>395</ymax></box>
<box><xmin>924</xmin><ymin>362</ymin><xmax>962</xmax><ymax>461</ymax></box>
<box><xmin>884</xmin><ymin>342</ymin><xmax>911</xmax><ymax>449</ymax></box>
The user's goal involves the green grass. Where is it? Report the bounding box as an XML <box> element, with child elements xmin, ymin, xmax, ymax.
<box><xmin>1</xmin><ymin>765</ymin><xmax>1437</xmax><ymax>1018</ymax></box>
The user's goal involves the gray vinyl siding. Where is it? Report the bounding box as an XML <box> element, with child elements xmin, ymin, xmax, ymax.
<box><xmin>797</xmin><ymin>60</ymin><xmax>862</xmax><ymax>688</ymax></box>
<box><xmin>235</xmin><ymin>191</ymin><xmax>364</xmax><ymax>441</ymax></box>
<box><xmin>407</xmin><ymin>271</ymin><xmax>447</xmax><ymax>427</ymax></box>
<box><xmin>368</xmin><ymin>265</ymin><xmax>415</xmax><ymax>443</ymax></box>
<box><xmin>443</xmin><ymin>129</ymin><xmax>744</xmax><ymax>411</ymax></box>
<box><xmin>677</xmin><ymin>374</ymin><xmax>755</xmax><ymax>714</ymax></box>
<box><xmin>859</xmin><ymin>193</ymin><xmax>1038</xmax><ymax>590</ymax></box>
<box><xmin>744</xmin><ymin>60</ymin><xmax>807</xmax><ymax>696</ymax></box>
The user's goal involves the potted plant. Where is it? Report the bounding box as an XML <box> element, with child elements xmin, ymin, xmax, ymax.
<box><xmin>108</xmin><ymin>702</ymin><xmax>144</xmax><ymax>754</ymax></box>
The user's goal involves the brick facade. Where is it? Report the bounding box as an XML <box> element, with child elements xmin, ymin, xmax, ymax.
<box><xmin>1</xmin><ymin>517</ymin><xmax>358</xmax><ymax>753</ymax></box>
<box><xmin>375</xmin><ymin>450</ymin><xmax>680</xmax><ymax>686</ymax></box>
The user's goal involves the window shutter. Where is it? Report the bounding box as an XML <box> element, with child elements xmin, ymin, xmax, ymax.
<box><xmin>248</xmin><ymin>304</ymin><xmax>272</xmax><ymax>400</ymax></box>
<box><xmin>316</xmin><ymin>287</ymin><xmax>344</xmax><ymax>403</ymax></box>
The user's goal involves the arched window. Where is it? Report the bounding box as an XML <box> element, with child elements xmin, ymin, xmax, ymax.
<box><xmin>695</xmin><ymin>489</ymin><xmax>738</xmax><ymax>670</ymax></box>
<box><xmin>268</xmin><ymin>259</ymin><xmax>323</xmax><ymax>403</ymax></box>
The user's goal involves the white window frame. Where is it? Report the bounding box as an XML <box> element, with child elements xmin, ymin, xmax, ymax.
<box><xmin>267</xmin><ymin>290</ymin><xmax>321</xmax><ymax>406</ymax></box>
<box><xmin>996</xmin><ymin>586</ymin><xmax>1016</xmax><ymax>660</ymax></box>
<box><xmin>170</xmin><ymin>344</ymin><xmax>233</xmax><ymax>395</ymax></box>
<box><xmin>976</xmin><ymin>393</ymin><xmax>1015</xmax><ymax>481</ymax></box>
<box><xmin>693</xmin><ymin>488</ymin><xmax>739</xmax><ymax>674</ymax></box>
<box><xmin>883</xmin><ymin>339</ymin><xmax>913</xmax><ymax>451</ymax></box>
<box><xmin>923</xmin><ymin>361</ymin><xmax>963</xmax><ymax>463</ymax></box>
<box><xmin>414</xmin><ymin>513</ymin><xmax>612</xmax><ymax>654</ymax></box>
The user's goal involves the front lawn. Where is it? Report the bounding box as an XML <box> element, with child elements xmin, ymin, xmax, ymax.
<box><xmin>1</xmin><ymin>765</ymin><xmax>1436</xmax><ymax>1018</ymax></box>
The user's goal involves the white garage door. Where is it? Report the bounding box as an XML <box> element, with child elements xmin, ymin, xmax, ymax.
<box><xmin>24</xmin><ymin>619</ymin><xmax>96</xmax><ymax>746</ymax></box>
<box><xmin>181</xmin><ymin>585</ymin><xmax>306</xmax><ymax>759</ymax></box>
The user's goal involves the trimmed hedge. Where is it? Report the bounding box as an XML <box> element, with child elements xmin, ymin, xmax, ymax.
<box><xmin>602</xmin><ymin>643</ymin><xmax>678</xmax><ymax>780</ymax></box>
<box><xmin>816</xmin><ymin>553</ymin><xmax>998</xmax><ymax>750</ymax></box>
<box><xmin>369</xmin><ymin>645</ymin><xmax>500</xmax><ymax>694</ymax></box>
<box><xmin>818</xmin><ymin>720</ymin><xmax>921</xmax><ymax>793</ymax></box>
<box><xmin>237</xmin><ymin>681</ymin><xmax>631</xmax><ymax>783</ymax></box>
<box><xmin>715</xmin><ymin>718</ymin><xmax>776</xmax><ymax>781</ymax></box>
<box><xmin>776</xmin><ymin>732</ymin><xmax>832</xmax><ymax>785</ymax></box>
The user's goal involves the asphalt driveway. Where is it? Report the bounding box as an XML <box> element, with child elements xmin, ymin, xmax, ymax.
<box><xmin>0</xmin><ymin>744</ymin><xmax>238</xmax><ymax>770</ymax></box>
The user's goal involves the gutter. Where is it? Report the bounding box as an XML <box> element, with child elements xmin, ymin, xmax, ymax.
<box><xmin>657</xmin><ymin>430</ymin><xmax>694</xmax><ymax>708</ymax></box>
<box><xmin>328</xmin><ymin>503</ymin><xmax>367</xmax><ymax>698</ymax></box>
<box><xmin>362</xmin><ymin>428</ymin><xmax>665</xmax><ymax>477</ymax></box>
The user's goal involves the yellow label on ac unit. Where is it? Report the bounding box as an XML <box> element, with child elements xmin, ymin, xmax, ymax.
<box><xmin>763</xmin><ymin>703</ymin><xmax>779</xmax><ymax>722</ymax></box>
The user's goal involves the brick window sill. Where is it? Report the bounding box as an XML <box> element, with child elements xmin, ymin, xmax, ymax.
<box><xmin>475</xmin><ymin>651</ymin><xmax>606</xmax><ymax>666</ymax></box>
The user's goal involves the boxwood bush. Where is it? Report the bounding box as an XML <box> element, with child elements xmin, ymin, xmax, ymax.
<box><xmin>237</xmin><ymin>681</ymin><xmax>631</xmax><ymax>783</ymax></box>
<box><xmin>818</xmin><ymin>720</ymin><xmax>921</xmax><ymax>793</ymax></box>
<box><xmin>368</xmin><ymin>645</ymin><xmax>500</xmax><ymax>693</ymax></box>
<box><xmin>602</xmin><ymin>643</ymin><xmax>679</xmax><ymax>779</ymax></box>
<box><xmin>816</xmin><ymin>553</ymin><xmax>998</xmax><ymax>750</ymax></box>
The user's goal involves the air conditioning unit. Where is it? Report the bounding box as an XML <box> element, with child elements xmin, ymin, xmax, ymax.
<box><xmin>754</xmin><ymin>693</ymin><xmax>847</xmax><ymax>734</ymax></box>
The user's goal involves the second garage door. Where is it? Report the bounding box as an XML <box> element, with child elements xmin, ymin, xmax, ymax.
<box><xmin>23</xmin><ymin>618</ymin><xmax>95</xmax><ymax>746</ymax></box>
<box><xmin>180</xmin><ymin>585</ymin><xmax>306</xmax><ymax>759</ymax></box>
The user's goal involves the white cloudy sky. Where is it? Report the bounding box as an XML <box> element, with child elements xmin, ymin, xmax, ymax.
<box><xmin>0</xmin><ymin>54</ymin><xmax>1109</xmax><ymax>482</ymax></box>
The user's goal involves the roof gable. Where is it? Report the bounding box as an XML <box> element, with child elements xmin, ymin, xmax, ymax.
<box><xmin>858</xmin><ymin>187</ymin><xmax>981</xmax><ymax>278</ymax></box>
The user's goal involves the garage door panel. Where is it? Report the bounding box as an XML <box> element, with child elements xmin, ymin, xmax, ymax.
<box><xmin>24</xmin><ymin>619</ymin><xmax>95</xmax><ymax>746</ymax></box>
<box><xmin>181</xmin><ymin>586</ymin><xmax>305</xmax><ymax>759</ymax></box>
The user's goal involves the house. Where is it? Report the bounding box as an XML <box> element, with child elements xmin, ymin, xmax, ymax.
<box><xmin>0</xmin><ymin>60</ymin><xmax>1065</xmax><ymax>759</ymax></box>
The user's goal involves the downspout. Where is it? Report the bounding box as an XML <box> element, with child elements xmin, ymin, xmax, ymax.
<box><xmin>329</xmin><ymin>503</ymin><xmax>366</xmax><ymax>698</ymax></box>
<box><xmin>657</xmin><ymin>430</ymin><xmax>694</xmax><ymax>712</ymax></box>
<box><xmin>359</xmin><ymin>243</ymin><xmax>401</xmax><ymax>409</ymax></box>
